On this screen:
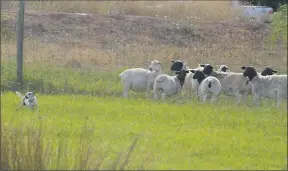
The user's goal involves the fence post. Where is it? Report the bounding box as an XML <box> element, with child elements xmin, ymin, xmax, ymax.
<box><xmin>16</xmin><ymin>0</ymin><xmax>25</xmax><ymax>89</ymax></box>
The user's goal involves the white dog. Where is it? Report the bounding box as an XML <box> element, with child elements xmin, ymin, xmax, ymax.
<box><xmin>16</xmin><ymin>91</ymin><xmax>38</xmax><ymax>111</ymax></box>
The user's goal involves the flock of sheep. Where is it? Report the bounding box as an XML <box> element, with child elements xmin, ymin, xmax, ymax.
<box><xmin>119</xmin><ymin>60</ymin><xmax>287</xmax><ymax>107</ymax></box>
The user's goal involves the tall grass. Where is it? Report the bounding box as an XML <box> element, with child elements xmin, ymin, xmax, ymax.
<box><xmin>1</xmin><ymin>121</ymin><xmax>141</xmax><ymax>170</ymax></box>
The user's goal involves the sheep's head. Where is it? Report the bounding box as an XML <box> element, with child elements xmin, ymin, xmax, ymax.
<box><xmin>170</xmin><ymin>60</ymin><xmax>188</xmax><ymax>72</ymax></box>
<box><xmin>241</xmin><ymin>66</ymin><xmax>258</xmax><ymax>81</ymax></box>
<box><xmin>175</xmin><ymin>69</ymin><xmax>190</xmax><ymax>87</ymax></box>
<box><xmin>261</xmin><ymin>67</ymin><xmax>277</xmax><ymax>76</ymax></box>
<box><xmin>202</xmin><ymin>64</ymin><xmax>214</xmax><ymax>75</ymax></box>
<box><xmin>149</xmin><ymin>60</ymin><xmax>162</xmax><ymax>72</ymax></box>
<box><xmin>218</xmin><ymin>65</ymin><xmax>229</xmax><ymax>72</ymax></box>
<box><xmin>191</xmin><ymin>70</ymin><xmax>206</xmax><ymax>84</ymax></box>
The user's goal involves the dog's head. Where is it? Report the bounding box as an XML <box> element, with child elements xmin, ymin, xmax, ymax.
<box><xmin>25</xmin><ymin>91</ymin><xmax>36</xmax><ymax>102</ymax></box>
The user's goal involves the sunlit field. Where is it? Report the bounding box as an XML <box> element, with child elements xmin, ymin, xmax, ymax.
<box><xmin>2</xmin><ymin>91</ymin><xmax>287</xmax><ymax>170</ymax></box>
<box><xmin>1</xmin><ymin>63</ymin><xmax>287</xmax><ymax>170</ymax></box>
<box><xmin>1</xmin><ymin>1</ymin><xmax>287</xmax><ymax>170</ymax></box>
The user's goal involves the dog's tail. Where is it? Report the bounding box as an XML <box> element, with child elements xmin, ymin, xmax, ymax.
<box><xmin>16</xmin><ymin>91</ymin><xmax>24</xmax><ymax>98</ymax></box>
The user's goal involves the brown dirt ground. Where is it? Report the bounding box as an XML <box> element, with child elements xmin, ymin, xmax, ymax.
<box><xmin>1</xmin><ymin>11</ymin><xmax>270</xmax><ymax>47</ymax></box>
<box><xmin>1</xmin><ymin>10</ymin><xmax>287</xmax><ymax>72</ymax></box>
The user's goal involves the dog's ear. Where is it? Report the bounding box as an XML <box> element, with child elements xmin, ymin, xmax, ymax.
<box><xmin>241</xmin><ymin>66</ymin><xmax>246</xmax><ymax>70</ymax></box>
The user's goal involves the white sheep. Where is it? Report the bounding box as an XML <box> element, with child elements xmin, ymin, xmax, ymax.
<box><xmin>119</xmin><ymin>60</ymin><xmax>163</xmax><ymax>98</ymax></box>
<box><xmin>191</xmin><ymin>70</ymin><xmax>222</xmax><ymax>104</ymax></box>
<box><xmin>154</xmin><ymin>69</ymin><xmax>190</xmax><ymax>101</ymax></box>
<box><xmin>242</xmin><ymin>66</ymin><xmax>287</xmax><ymax>107</ymax></box>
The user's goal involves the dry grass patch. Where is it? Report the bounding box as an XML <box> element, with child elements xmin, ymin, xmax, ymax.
<box><xmin>2</xmin><ymin>1</ymin><xmax>237</xmax><ymax>22</ymax></box>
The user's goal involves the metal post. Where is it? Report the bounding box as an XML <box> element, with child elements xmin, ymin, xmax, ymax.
<box><xmin>16</xmin><ymin>0</ymin><xmax>25</xmax><ymax>89</ymax></box>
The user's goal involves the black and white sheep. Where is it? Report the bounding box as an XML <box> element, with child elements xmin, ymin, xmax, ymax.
<box><xmin>170</xmin><ymin>61</ymin><xmax>208</xmax><ymax>99</ymax></box>
<box><xmin>217</xmin><ymin>64</ymin><xmax>230</xmax><ymax>72</ymax></box>
<box><xmin>202</xmin><ymin>64</ymin><xmax>279</xmax><ymax>104</ymax></box>
<box><xmin>242</xmin><ymin>66</ymin><xmax>287</xmax><ymax>107</ymax></box>
<box><xmin>154</xmin><ymin>69</ymin><xmax>190</xmax><ymax>101</ymax></box>
<box><xmin>191</xmin><ymin>70</ymin><xmax>222</xmax><ymax>104</ymax></box>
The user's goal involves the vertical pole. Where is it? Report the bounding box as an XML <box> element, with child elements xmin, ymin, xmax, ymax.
<box><xmin>17</xmin><ymin>0</ymin><xmax>25</xmax><ymax>89</ymax></box>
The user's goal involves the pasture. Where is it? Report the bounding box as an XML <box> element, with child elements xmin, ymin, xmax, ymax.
<box><xmin>1</xmin><ymin>63</ymin><xmax>287</xmax><ymax>170</ymax></box>
<box><xmin>1</xmin><ymin>1</ymin><xmax>287</xmax><ymax>170</ymax></box>
<box><xmin>2</xmin><ymin>92</ymin><xmax>287</xmax><ymax>170</ymax></box>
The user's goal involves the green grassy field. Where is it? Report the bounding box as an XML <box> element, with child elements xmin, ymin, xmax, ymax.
<box><xmin>1</xmin><ymin>1</ymin><xmax>287</xmax><ymax>169</ymax></box>
<box><xmin>1</xmin><ymin>81</ymin><xmax>287</xmax><ymax>169</ymax></box>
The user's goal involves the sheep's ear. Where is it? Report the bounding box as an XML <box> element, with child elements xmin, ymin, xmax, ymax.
<box><xmin>185</xmin><ymin>70</ymin><xmax>189</xmax><ymax>73</ymax></box>
<box><xmin>189</xmin><ymin>69</ymin><xmax>196</xmax><ymax>73</ymax></box>
<box><xmin>241</xmin><ymin>66</ymin><xmax>246</xmax><ymax>70</ymax></box>
<box><xmin>199</xmin><ymin>64</ymin><xmax>206</xmax><ymax>67</ymax></box>
<box><xmin>272</xmin><ymin>70</ymin><xmax>277</xmax><ymax>73</ymax></box>
<box><xmin>171</xmin><ymin>60</ymin><xmax>175</xmax><ymax>63</ymax></box>
<box><xmin>158</xmin><ymin>61</ymin><xmax>161</xmax><ymax>64</ymax></box>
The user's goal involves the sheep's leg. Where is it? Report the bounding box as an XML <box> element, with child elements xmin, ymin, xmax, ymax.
<box><xmin>211</xmin><ymin>93</ymin><xmax>218</xmax><ymax>104</ymax></box>
<box><xmin>197</xmin><ymin>91</ymin><xmax>202</xmax><ymax>102</ymax></box>
<box><xmin>195</xmin><ymin>89</ymin><xmax>200</xmax><ymax>101</ymax></box>
<box><xmin>242</xmin><ymin>92</ymin><xmax>248</xmax><ymax>104</ymax></box>
<box><xmin>123</xmin><ymin>84</ymin><xmax>130</xmax><ymax>98</ymax></box>
<box><xmin>146</xmin><ymin>84</ymin><xmax>150</xmax><ymax>99</ymax></box>
<box><xmin>275</xmin><ymin>91</ymin><xmax>282</xmax><ymax>107</ymax></box>
<box><xmin>154</xmin><ymin>89</ymin><xmax>159</xmax><ymax>100</ymax></box>
<box><xmin>232</xmin><ymin>89</ymin><xmax>241</xmax><ymax>104</ymax></box>
<box><xmin>252</xmin><ymin>94</ymin><xmax>260</xmax><ymax>106</ymax></box>
<box><xmin>181</xmin><ymin>88</ymin><xmax>186</xmax><ymax>97</ymax></box>
<box><xmin>161</xmin><ymin>92</ymin><xmax>166</xmax><ymax>101</ymax></box>
<box><xmin>188</xmin><ymin>89</ymin><xmax>192</xmax><ymax>99</ymax></box>
<box><xmin>202</xmin><ymin>93</ymin><xmax>207</xmax><ymax>104</ymax></box>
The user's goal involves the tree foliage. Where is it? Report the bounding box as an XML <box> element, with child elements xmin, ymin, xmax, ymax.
<box><xmin>269</xmin><ymin>4</ymin><xmax>287</xmax><ymax>45</ymax></box>
<box><xmin>241</xmin><ymin>0</ymin><xmax>287</xmax><ymax>11</ymax></box>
